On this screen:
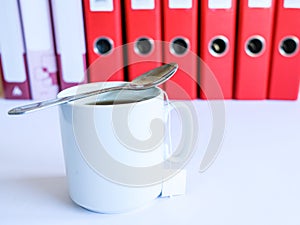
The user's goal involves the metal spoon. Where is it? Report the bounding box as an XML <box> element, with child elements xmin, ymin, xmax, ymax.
<box><xmin>8</xmin><ymin>63</ymin><xmax>178</xmax><ymax>115</ymax></box>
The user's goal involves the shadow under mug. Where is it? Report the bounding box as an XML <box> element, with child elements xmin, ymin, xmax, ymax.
<box><xmin>58</xmin><ymin>82</ymin><xmax>171</xmax><ymax>213</ymax></box>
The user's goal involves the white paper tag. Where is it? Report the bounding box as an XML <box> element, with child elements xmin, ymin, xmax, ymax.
<box><xmin>169</xmin><ymin>0</ymin><xmax>192</xmax><ymax>9</ymax></box>
<box><xmin>90</xmin><ymin>0</ymin><xmax>113</xmax><ymax>11</ymax></box>
<box><xmin>284</xmin><ymin>0</ymin><xmax>300</xmax><ymax>8</ymax></box>
<box><xmin>161</xmin><ymin>169</ymin><xmax>187</xmax><ymax>197</ymax></box>
<box><xmin>248</xmin><ymin>0</ymin><xmax>272</xmax><ymax>8</ymax></box>
<box><xmin>209</xmin><ymin>0</ymin><xmax>232</xmax><ymax>9</ymax></box>
<box><xmin>131</xmin><ymin>0</ymin><xmax>155</xmax><ymax>9</ymax></box>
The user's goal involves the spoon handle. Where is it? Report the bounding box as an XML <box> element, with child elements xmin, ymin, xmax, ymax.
<box><xmin>8</xmin><ymin>85</ymin><xmax>125</xmax><ymax>115</ymax></box>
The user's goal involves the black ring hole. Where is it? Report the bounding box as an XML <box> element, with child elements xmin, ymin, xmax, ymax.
<box><xmin>281</xmin><ymin>38</ymin><xmax>298</xmax><ymax>55</ymax></box>
<box><xmin>171</xmin><ymin>38</ymin><xmax>188</xmax><ymax>55</ymax></box>
<box><xmin>94</xmin><ymin>38</ymin><xmax>113</xmax><ymax>55</ymax></box>
<box><xmin>135</xmin><ymin>38</ymin><xmax>153</xmax><ymax>55</ymax></box>
<box><xmin>247</xmin><ymin>38</ymin><xmax>264</xmax><ymax>55</ymax></box>
<box><xmin>210</xmin><ymin>38</ymin><xmax>227</xmax><ymax>55</ymax></box>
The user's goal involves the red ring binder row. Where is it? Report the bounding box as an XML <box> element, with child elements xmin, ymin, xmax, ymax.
<box><xmin>0</xmin><ymin>0</ymin><xmax>299</xmax><ymax>100</ymax></box>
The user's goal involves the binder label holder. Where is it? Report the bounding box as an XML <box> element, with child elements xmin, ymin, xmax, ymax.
<box><xmin>90</xmin><ymin>0</ymin><xmax>113</xmax><ymax>11</ymax></box>
<box><xmin>209</xmin><ymin>0</ymin><xmax>232</xmax><ymax>9</ymax></box>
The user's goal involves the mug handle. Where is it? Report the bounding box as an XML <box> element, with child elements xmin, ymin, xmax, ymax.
<box><xmin>163</xmin><ymin>97</ymin><xmax>198</xmax><ymax>170</ymax></box>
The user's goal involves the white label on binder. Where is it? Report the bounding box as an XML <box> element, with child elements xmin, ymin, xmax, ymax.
<box><xmin>248</xmin><ymin>0</ymin><xmax>272</xmax><ymax>8</ymax></box>
<box><xmin>169</xmin><ymin>0</ymin><xmax>192</xmax><ymax>9</ymax></box>
<box><xmin>20</xmin><ymin>0</ymin><xmax>51</xmax><ymax>51</ymax></box>
<box><xmin>209</xmin><ymin>0</ymin><xmax>232</xmax><ymax>9</ymax></box>
<box><xmin>131</xmin><ymin>0</ymin><xmax>155</xmax><ymax>9</ymax></box>
<box><xmin>0</xmin><ymin>0</ymin><xmax>27</xmax><ymax>82</ymax></box>
<box><xmin>51</xmin><ymin>0</ymin><xmax>86</xmax><ymax>83</ymax></box>
<box><xmin>284</xmin><ymin>0</ymin><xmax>300</xmax><ymax>8</ymax></box>
<box><xmin>90</xmin><ymin>0</ymin><xmax>113</xmax><ymax>11</ymax></box>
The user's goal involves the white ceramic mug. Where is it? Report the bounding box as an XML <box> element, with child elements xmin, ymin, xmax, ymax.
<box><xmin>58</xmin><ymin>82</ymin><xmax>172</xmax><ymax>213</ymax></box>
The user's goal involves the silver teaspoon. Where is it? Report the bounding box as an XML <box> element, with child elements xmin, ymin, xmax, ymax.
<box><xmin>8</xmin><ymin>63</ymin><xmax>178</xmax><ymax>115</ymax></box>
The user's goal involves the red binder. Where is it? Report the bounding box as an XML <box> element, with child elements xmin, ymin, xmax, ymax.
<box><xmin>83</xmin><ymin>0</ymin><xmax>124</xmax><ymax>82</ymax></box>
<box><xmin>163</xmin><ymin>0</ymin><xmax>198</xmax><ymax>99</ymax></box>
<box><xmin>235</xmin><ymin>0</ymin><xmax>275</xmax><ymax>100</ymax></box>
<box><xmin>199</xmin><ymin>0</ymin><xmax>237</xmax><ymax>99</ymax></box>
<box><xmin>268</xmin><ymin>0</ymin><xmax>300</xmax><ymax>100</ymax></box>
<box><xmin>0</xmin><ymin>0</ymin><xmax>30</xmax><ymax>99</ymax></box>
<box><xmin>124</xmin><ymin>0</ymin><xmax>162</xmax><ymax>80</ymax></box>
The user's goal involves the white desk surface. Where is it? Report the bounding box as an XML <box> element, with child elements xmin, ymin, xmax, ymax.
<box><xmin>1</xmin><ymin>98</ymin><xmax>300</xmax><ymax>225</ymax></box>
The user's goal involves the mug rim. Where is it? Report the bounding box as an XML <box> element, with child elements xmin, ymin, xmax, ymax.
<box><xmin>57</xmin><ymin>81</ymin><xmax>163</xmax><ymax>108</ymax></box>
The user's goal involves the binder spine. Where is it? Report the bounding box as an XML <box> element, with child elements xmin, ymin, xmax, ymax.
<box><xmin>51</xmin><ymin>0</ymin><xmax>87</xmax><ymax>90</ymax></box>
<box><xmin>268</xmin><ymin>0</ymin><xmax>300</xmax><ymax>99</ymax></box>
<box><xmin>19</xmin><ymin>0</ymin><xmax>59</xmax><ymax>100</ymax></box>
<box><xmin>199</xmin><ymin>0</ymin><xmax>237</xmax><ymax>99</ymax></box>
<box><xmin>0</xmin><ymin>0</ymin><xmax>31</xmax><ymax>99</ymax></box>
<box><xmin>83</xmin><ymin>0</ymin><xmax>124</xmax><ymax>82</ymax></box>
<box><xmin>125</xmin><ymin>0</ymin><xmax>162</xmax><ymax>80</ymax></box>
<box><xmin>234</xmin><ymin>0</ymin><xmax>275</xmax><ymax>99</ymax></box>
<box><xmin>163</xmin><ymin>0</ymin><xmax>198</xmax><ymax>99</ymax></box>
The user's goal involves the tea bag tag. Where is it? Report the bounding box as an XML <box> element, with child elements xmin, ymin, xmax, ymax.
<box><xmin>160</xmin><ymin>169</ymin><xmax>187</xmax><ymax>197</ymax></box>
<box><xmin>160</xmin><ymin>90</ymin><xmax>187</xmax><ymax>198</ymax></box>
